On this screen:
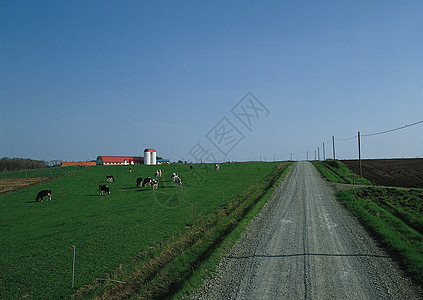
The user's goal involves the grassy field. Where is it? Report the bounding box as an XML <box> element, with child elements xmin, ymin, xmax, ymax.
<box><xmin>0</xmin><ymin>162</ymin><xmax>282</xmax><ymax>298</ymax></box>
<box><xmin>312</xmin><ymin>160</ymin><xmax>372</xmax><ymax>185</ymax></box>
<box><xmin>337</xmin><ymin>188</ymin><xmax>423</xmax><ymax>284</ymax></box>
<box><xmin>84</xmin><ymin>162</ymin><xmax>291</xmax><ymax>299</ymax></box>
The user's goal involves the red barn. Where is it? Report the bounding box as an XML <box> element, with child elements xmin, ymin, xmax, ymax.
<box><xmin>96</xmin><ymin>156</ymin><xmax>144</xmax><ymax>166</ymax></box>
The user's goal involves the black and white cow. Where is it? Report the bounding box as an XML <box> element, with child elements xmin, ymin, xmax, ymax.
<box><xmin>173</xmin><ymin>176</ymin><xmax>182</xmax><ymax>187</ymax></box>
<box><xmin>136</xmin><ymin>177</ymin><xmax>143</xmax><ymax>188</ymax></box>
<box><xmin>171</xmin><ymin>172</ymin><xmax>178</xmax><ymax>180</ymax></box>
<box><xmin>129</xmin><ymin>168</ymin><xmax>133</xmax><ymax>173</ymax></box>
<box><xmin>142</xmin><ymin>177</ymin><xmax>152</xmax><ymax>187</ymax></box>
<box><xmin>215</xmin><ymin>164</ymin><xmax>220</xmax><ymax>171</ymax></box>
<box><xmin>151</xmin><ymin>178</ymin><xmax>159</xmax><ymax>190</ymax></box>
<box><xmin>155</xmin><ymin>170</ymin><xmax>162</xmax><ymax>177</ymax></box>
<box><xmin>99</xmin><ymin>184</ymin><xmax>110</xmax><ymax>195</ymax></box>
<box><xmin>35</xmin><ymin>189</ymin><xmax>51</xmax><ymax>202</ymax></box>
<box><xmin>106</xmin><ymin>175</ymin><xmax>114</xmax><ymax>182</ymax></box>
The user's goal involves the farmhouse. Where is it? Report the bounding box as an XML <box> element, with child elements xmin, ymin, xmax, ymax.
<box><xmin>96</xmin><ymin>156</ymin><xmax>144</xmax><ymax>166</ymax></box>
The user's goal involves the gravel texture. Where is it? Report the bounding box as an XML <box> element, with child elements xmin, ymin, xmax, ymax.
<box><xmin>193</xmin><ymin>162</ymin><xmax>423</xmax><ymax>299</ymax></box>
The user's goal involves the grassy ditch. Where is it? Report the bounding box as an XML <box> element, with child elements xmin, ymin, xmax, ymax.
<box><xmin>337</xmin><ymin>187</ymin><xmax>423</xmax><ymax>284</ymax></box>
<box><xmin>312</xmin><ymin>160</ymin><xmax>371</xmax><ymax>185</ymax></box>
<box><xmin>75</xmin><ymin>162</ymin><xmax>291</xmax><ymax>299</ymax></box>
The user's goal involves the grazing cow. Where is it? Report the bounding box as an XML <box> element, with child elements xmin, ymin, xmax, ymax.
<box><xmin>142</xmin><ymin>177</ymin><xmax>152</xmax><ymax>187</ymax></box>
<box><xmin>173</xmin><ymin>176</ymin><xmax>182</xmax><ymax>187</ymax></box>
<box><xmin>106</xmin><ymin>175</ymin><xmax>114</xmax><ymax>182</ymax></box>
<box><xmin>35</xmin><ymin>189</ymin><xmax>51</xmax><ymax>202</ymax></box>
<box><xmin>151</xmin><ymin>178</ymin><xmax>159</xmax><ymax>190</ymax></box>
<box><xmin>215</xmin><ymin>164</ymin><xmax>220</xmax><ymax>171</ymax></box>
<box><xmin>136</xmin><ymin>177</ymin><xmax>143</xmax><ymax>188</ymax></box>
<box><xmin>99</xmin><ymin>184</ymin><xmax>110</xmax><ymax>195</ymax></box>
<box><xmin>129</xmin><ymin>168</ymin><xmax>133</xmax><ymax>173</ymax></box>
<box><xmin>171</xmin><ymin>172</ymin><xmax>178</xmax><ymax>180</ymax></box>
<box><xmin>155</xmin><ymin>170</ymin><xmax>162</xmax><ymax>177</ymax></box>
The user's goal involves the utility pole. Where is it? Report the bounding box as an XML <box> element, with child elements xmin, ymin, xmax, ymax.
<box><xmin>323</xmin><ymin>143</ymin><xmax>325</xmax><ymax>160</ymax></box>
<box><xmin>314</xmin><ymin>150</ymin><xmax>317</xmax><ymax>161</ymax></box>
<box><xmin>318</xmin><ymin>147</ymin><xmax>320</xmax><ymax>161</ymax></box>
<box><xmin>332</xmin><ymin>136</ymin><xmax>336</xmax><ymax>160</ymax></box>
<box><xmin>307</xmin><ymin>151</ymin><xmax>308</xmax><ymax>161</ymax></box>
<box><xmin>358</xmin><ymin>131</ymin><xmax>362</xmax><ymax>177</ymax></box>
<box><xmin>290</xmin><ymin>153</ymin><xmax>293</xmax><ymax>161</ymax></box>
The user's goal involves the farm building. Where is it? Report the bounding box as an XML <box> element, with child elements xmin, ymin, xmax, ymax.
<box><xmin>96</xmin><ymin>156</ymin><xmax>144</xmax><ymax>166</ymax></box>
<box><xmin>61</xmin><ymin>161</ymin><xmax>96</xmax><ymax>167</ymax></box>
<box><xmin>157</xmin><ymin>159</ymin><xmax>170</xmax><ymax>165</ymax></box>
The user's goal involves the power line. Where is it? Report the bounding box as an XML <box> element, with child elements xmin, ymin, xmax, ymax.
<box><xmin>272</xmin><ymin>120</ymin><xmax>422</xmax><ymax>162</ymax></box>
<box><xmin>336</xmin><ymin>135</ymin><xmax>357</xmax><ymax>141</ymax></box>
<box><xmin>308</xmin><ymin>119</ymin><xmax>422</xmax><ymax>161</ymax></box>
<box><xmin>362</xmin><ymin>120</ymin><xmax>423</xmax><ymax>137</ymax></box>
<box><xmin>334</xmin><ymin>120</ymin><xmax>422</xmax><ymax>141</ymax></box>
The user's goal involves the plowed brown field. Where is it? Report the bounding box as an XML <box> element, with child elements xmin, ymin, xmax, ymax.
<box><xmin>342</xmin><ymin>158</ymin><xmax>423</xmax><ymax>189</ymax></box>
<box><xmin>0</xmin><ymin>177</ymin><xmax>54</xmax><ymax>194</ymax></box>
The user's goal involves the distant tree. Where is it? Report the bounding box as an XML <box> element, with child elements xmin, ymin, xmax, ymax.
<box><xmin>0</xmin><ymin>157</ymin><xmax>48</xmax><ymax>172</ymax></box>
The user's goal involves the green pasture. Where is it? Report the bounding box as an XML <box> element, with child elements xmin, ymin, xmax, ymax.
<box><xmin>0</xmin><ymin>162</ymin><xmax>279</xmax><ymax>299</ymax></box>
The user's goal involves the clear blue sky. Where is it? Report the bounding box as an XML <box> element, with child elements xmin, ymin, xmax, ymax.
<box><xmin>1</xmin><ymin>1</ymin><xmax>422</xmax><ymax>162</ymax></box>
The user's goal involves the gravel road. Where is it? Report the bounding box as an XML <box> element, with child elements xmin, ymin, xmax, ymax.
<box><xmin>193</xmin><ymin>162</ymin><xmax>422</xmax><ymax>299</ymax></box>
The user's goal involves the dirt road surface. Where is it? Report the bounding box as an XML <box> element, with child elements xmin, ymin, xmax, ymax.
<box><xmin>194</xmin><ymin>162</ymin><xmax>422</xmax><ymax>299</ymax></box>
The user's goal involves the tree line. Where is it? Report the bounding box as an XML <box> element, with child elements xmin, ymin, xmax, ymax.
<box><xmin>0</xmin><ymin>157</ymin><xmax>48</xmax><ymax>172</ymax></box>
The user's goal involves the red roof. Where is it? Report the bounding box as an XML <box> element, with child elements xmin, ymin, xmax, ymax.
<box><xmin>98</xmin><ymin>156</ymin><xmax>144</xmax><ymax>163</ymax></box>
<box><xmin>144</xmin><ymin>148</ymin><xmax>156</xmax><ymax>152</ymax></box>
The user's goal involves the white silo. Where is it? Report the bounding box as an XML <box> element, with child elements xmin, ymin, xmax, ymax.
<box><xmin>144</xmin><ymin>149</ymin><xmax>151</xmax><ymax>165</ymax></box>
<box><xmin>151</xmin><ymin>151</ymin><xmax>157</xmax><ymax>165</ymax></box>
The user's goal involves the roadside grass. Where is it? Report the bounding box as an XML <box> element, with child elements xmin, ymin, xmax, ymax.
<box><xmin>312</xmin><ymin>160</ymin><xmax>372</xmax><ymax>185</ymax></box>
<box><xmin>337</xmin><ymin>188</ymin><xmax>423</xmax><ymax>284</ymax></box>
<box><xmin>76</xmin><ymin>162</ymin><xmax>291</xmax><ymax>299</ymax></box>
<box><xmin>0</xmin><ymin>162</ymin><xmax>281</xmax><ymax>299</ymax></box>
